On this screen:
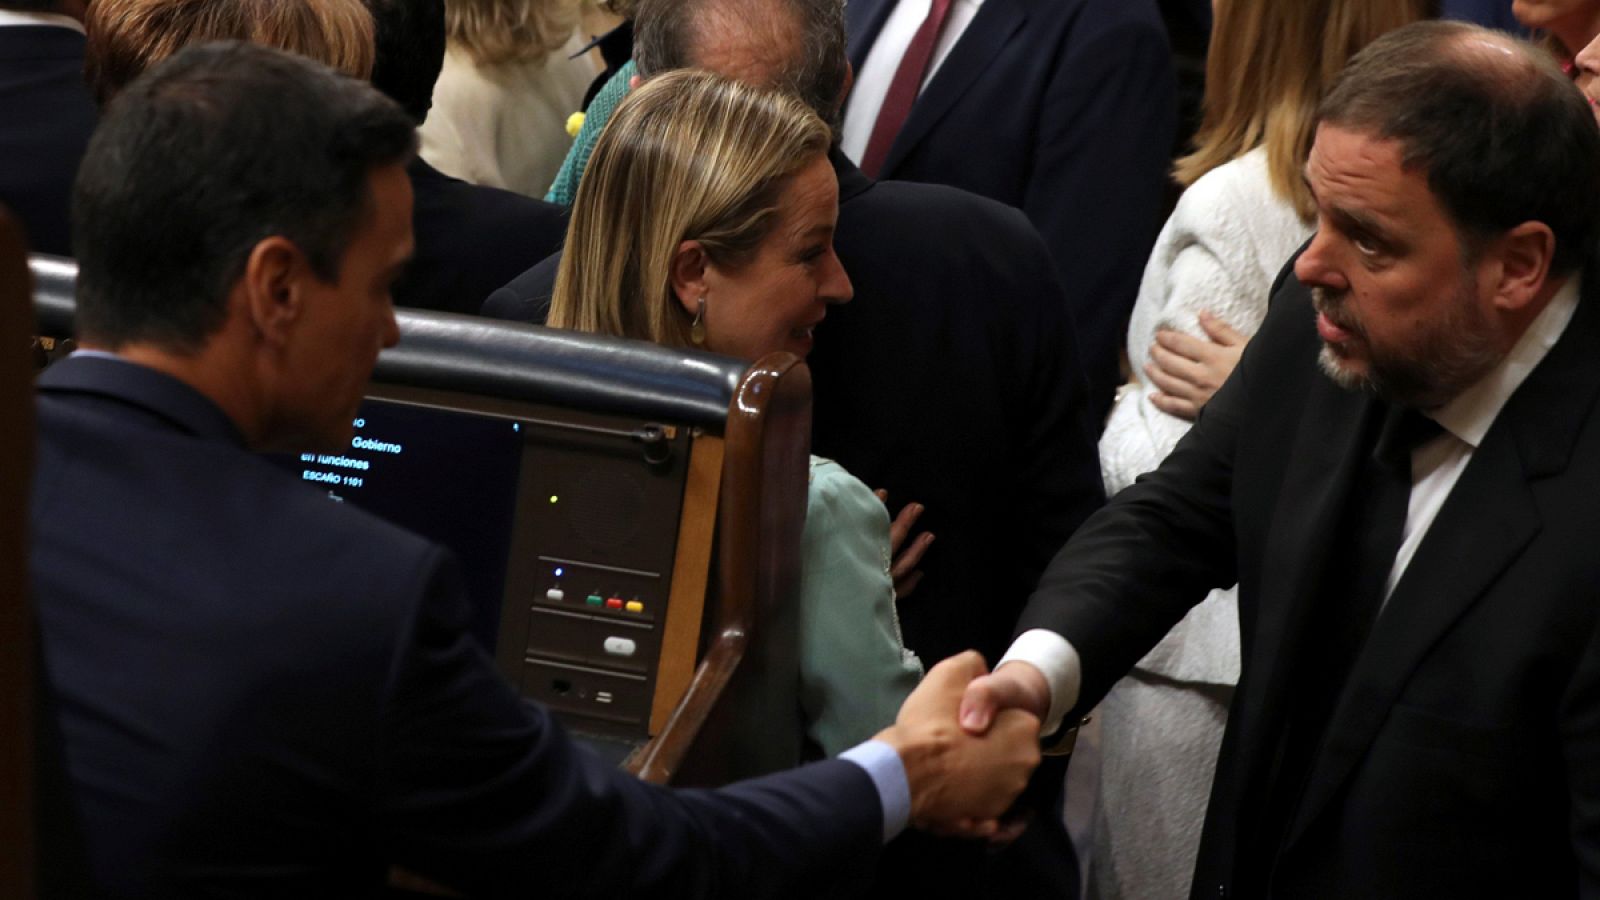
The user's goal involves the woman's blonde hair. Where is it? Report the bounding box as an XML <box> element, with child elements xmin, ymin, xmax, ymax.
<box><xmin>1174</xmin><ymin>0</ymin><xmax>1429</xmax><ymax>219</ymax></box>
<box><xmin>548</xmin><ymin>69</ymin><xmax>831</xmax><ymax>348</ymax></box>
<box><xmin>85</xmin><ymin>0</ymin><xmax>375</xmax><ymax>105</ymax></box>
<box><xmin>445</xmin><ymin>0</ymin><xmax>584</xmax><ymax>66</ymax></box>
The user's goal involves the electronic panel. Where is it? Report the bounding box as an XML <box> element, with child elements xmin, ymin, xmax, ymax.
<box><xmin>267</xmin><ymin>388</ymin><xmax>701</xmax><ymax>760</ymax></box>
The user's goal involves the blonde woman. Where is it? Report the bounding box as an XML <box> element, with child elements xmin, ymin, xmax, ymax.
<box><xmin>1091</xmin><ymin>0</ymin><xmax>1429</xmax><ymax>897</ymax></box>
<box><xmin>418</xmin><ymin>0</ymin><xmax>598</xmax><ymax>198</ymax></box>
<box><xmin>550</xmin><ymin>69</ymin><xmax>922</xmax><ymax>764</ymax></box>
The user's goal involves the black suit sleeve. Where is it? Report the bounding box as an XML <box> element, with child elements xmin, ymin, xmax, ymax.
<box><xmin>375</xmin><ymin>551</ymin><xmax>882</xmax><ymax>898</ymax></box>
<box><xmin>1013</xmin><ymin>267</ymin><xmax>1310</xmax><ymax>715</ymax></box>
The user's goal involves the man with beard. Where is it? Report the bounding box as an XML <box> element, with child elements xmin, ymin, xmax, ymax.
<box><xmin>959</xmin><ymin>20</ymin><xmax>1600</xmax><ymax>900</ymax></box>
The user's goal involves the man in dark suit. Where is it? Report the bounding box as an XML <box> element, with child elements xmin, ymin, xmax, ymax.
<box><xmin>0</xmin><ymin>0</ymin><xmax>93</xmax><ymax>257</ymax></box>
<box><xmin>31</xmin><ymin>41</ymin><xmax>1042</xmax><ymax>897</ymax></box>
<box><xmin>359</xmin><ymin>0</ymin><xmax>567</xmax><ymax>314</ymax></box>
<box><xmin>960</xmin><ymin>22</ymin><xmax>1600</xmax><ymax>899</ymax></box>
<box><xmin>841</xmin><ymin>0</ymin><xmax>1177</xmax><ymax>416</ymax></box>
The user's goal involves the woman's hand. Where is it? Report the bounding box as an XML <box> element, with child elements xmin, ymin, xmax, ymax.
<box><xmin>875</xmin><ymin>490</ymin><xmax>934</xmax><ymax>599</ymax></box>
<box><xmin>1144</xmin><ymin>311</ymin><xmax>1248</xmax><ymax>420</ymax></box>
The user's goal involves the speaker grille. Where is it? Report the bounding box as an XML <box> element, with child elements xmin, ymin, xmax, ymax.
<box><xmin>565</xmin><ymin>467</ymin><xmax>644</xmax><ymax>550</ymax></box>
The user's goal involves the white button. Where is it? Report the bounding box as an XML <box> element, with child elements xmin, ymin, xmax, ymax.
<box><xmin>603</xmin><ymin>637</ymin><xmax>637</xmax><ymax>657</ymax></box>
<box><xmin>545</xmin><ymin>588</ymin><xmax>564</xmax><ymax>602</ymax></box>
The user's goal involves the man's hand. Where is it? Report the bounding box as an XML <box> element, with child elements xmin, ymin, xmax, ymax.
<box><xmin>957</xmin><ymin>660</ymin><xmax>1051</xmax><ymax>735</ymax></box>
<box><xmin>875</xmin><ymin>652</ymin><xmax>1041</xmax><ymax>837</ymax></box>
<box><xmin>1145</xmin><ymin>311</ymin><xmax>1248</xmax><ymax>420</ymax></box>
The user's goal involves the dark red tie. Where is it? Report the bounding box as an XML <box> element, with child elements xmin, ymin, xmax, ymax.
<box><xmin>859</xmin><ymin>0</ymin><xmax>955</xmax><ymax>179</ymax></box>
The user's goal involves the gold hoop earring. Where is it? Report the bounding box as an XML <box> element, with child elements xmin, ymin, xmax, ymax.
<box><xmin>690</xmin><ymin>295</ymin><xmax>707</xmax><ymax>345</ymax></box>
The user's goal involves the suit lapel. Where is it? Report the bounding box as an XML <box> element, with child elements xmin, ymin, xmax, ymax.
<box><xmin>1285</xmin><ymin>273</ymin><xmax>1600</xmax><ymax>847</ymax></box>
<box><xmin>877</xmin><ymin>0</ymin><xmax>1028</xmax><ymax>176</ymax></box>
<box><xmin>846</xmin><ymin>0</ymin><xmax>896</xmax><ymax>71</ymax></box>
<box><xmin>1233</xmin><ymin>369</ymin><xmax>1379</xmax><ymax>805</ymax></box>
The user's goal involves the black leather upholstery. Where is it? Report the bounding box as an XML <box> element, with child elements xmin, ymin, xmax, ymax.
<box><xmin>29</xmin><ymin>255</ymin><xmax>747</xmax><ymax>427</ymax></box>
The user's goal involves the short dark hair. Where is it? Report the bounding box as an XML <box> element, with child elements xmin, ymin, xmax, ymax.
<box><xmin>363</xmin><ymin>0</ymin><xmax>446</xmax><ymax>124</ymax></box>
<box><xmin>73</xmin><ymin>41</ymin><xmax>416</xmax><ymax>351</ymax></box>
<box><xmin>634</xmin><ymin>0</ymin><xmax>848</xmax><ymax>130</ymax></box>
<box><xmin>1319</xmin><ymin>20</ymin><xmax>1600</xmax><ymax>275</ymax></box>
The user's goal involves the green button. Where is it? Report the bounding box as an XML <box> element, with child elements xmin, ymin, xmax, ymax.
<box><xmin>586</xmin><ymin>594</ymin><xmax>604</xmax><ymax>606</ymax></box>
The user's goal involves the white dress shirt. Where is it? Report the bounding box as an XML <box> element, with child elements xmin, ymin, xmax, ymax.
<box><xmin>1003</xmin><ymin>277</ymin><xmax>1583</xmax><ymax>733</ymax></box>
<box><xmin>839</xmin><ymin>0</ymin><xmax>984</xmax><ymax>165</ymax></box>
<box><xmin>0</xmin><ymin>10</ymin><xmax>83</xmax><ymax>31</ymax></box>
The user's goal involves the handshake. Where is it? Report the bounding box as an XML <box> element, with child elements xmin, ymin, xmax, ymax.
<box><xmin>872</xmin><ymin>652</ymin><xmax>1051</xmax><ymax>838</ymax></box>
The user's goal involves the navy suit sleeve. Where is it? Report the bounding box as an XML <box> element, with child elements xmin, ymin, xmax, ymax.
<box><xmin>375</xmin><ymin>551</ymin><xmax>882</xmax><ymax>899</ymax></box>
<box><xmin>1027</xmin><ymin>16</ymin><xmax>1177</xmax><ymax>408</ymax></box>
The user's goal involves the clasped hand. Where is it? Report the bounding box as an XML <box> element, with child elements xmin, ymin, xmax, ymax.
<box><xmin>875</xmin><ymin>652</ymin><xmax>1041</xmax><ymax>839</ymax></box>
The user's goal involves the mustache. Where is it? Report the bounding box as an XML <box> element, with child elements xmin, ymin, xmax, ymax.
<box><xmin>1310</xmin><ymin>286</ymin><xmax>1364</xmax><ymax>340</ymax></box>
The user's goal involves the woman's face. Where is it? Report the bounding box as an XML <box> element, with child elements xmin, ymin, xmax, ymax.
<box><xmin>1513</xmin><ymin>0</ymin><xmax>1600</xmax><ymax>49</ymax></box>
<box><xmin>693</xmin><ymin>156</ymin><xmax>852</xmax><ymax>361</ymax></box>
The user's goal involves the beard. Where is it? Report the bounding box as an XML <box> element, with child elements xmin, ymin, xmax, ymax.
<box><xmin>1312</xmin><ymin>280</ymin><xmax>1504</xmax><ymax>410</ymax></box>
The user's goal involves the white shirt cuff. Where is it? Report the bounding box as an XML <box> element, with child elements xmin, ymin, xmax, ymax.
<box><xmin>997</xmin><ymin>628</ymin><xmax>1082</xmax><ymax>736</ymax></box>
<box><xmin>838</xmin><ymin>738</ymin><xmax>911</xmax><ymax>843</ymax></box>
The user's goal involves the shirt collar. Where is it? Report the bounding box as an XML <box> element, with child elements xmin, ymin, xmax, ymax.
<box><xmin>1429</xmin><ymin>274</ymin><xmax>1580</xmax><ymax>449</ymax></box>
<box><xmin>0</xmin><ymin>11</ymin><xmax>85</xmax><ymax>33</ymax></box>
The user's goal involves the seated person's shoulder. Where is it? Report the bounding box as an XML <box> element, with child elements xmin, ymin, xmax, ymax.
<box><xmin>853</xmin><ymin>177</ymin><xmax>1037</xmax><ymax>243</ymax></box>
<box><xmin>806</xmin><ymin>457</ymin><xmax>889</xmax><ymax>532</ymax></box>
<box><xmin>412</xmin><ymin>161</ymin><xmax>567</xmax><ymax>235</ymax></box>
<box><xmin>482</xmin><ymin>250</ymin><xmax>561</xmax><ymax>323</ymax></box>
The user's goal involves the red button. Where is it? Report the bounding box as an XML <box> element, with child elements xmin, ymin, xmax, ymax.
<box><xmin>605</xmin><ymin>598</ymin><xmax>623</xmax><ymax>609</ymax></box>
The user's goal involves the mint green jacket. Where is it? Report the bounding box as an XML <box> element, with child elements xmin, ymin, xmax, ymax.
<box><xmin>800</xmin><ymin>457</ymin><xmax>924</xmax><ymax>758</ymax></box>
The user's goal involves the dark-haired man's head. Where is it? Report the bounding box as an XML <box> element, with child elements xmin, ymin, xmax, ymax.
<box><xmin>362</xmin><ymin>0</ymin><xmax>446</xmax><ymax>124</ymax></box>
<box><xmin>1294</xmin><ymin>21</ymin><xmax>1600</xmax><ymax>409</ymax></box>
<box><xmin>634</xmin><ymin>0</ymin><xmax>848</xmax><ymax>130</ymax></box>
<box><xmin>74</xmin><ymin>41</ymin><xmax>417</xmax><ymax>449</ymax></box>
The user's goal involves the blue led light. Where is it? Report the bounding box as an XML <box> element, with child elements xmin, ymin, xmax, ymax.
<box><xmin>554</xmin><ymin>567</ymin><xmax>564</xmax><ymax>577</ymax></box>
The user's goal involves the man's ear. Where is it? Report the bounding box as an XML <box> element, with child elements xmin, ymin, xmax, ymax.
<box><xmin>1491</xmin><ymin>221</ymin><xmax>1557</xmax><ymax>313</ymax></box>
<box><xmin>669</xmin><ymin>240</ymin><xmax>711</xmax><ymax>317</ymax></box>
<box><xmin>240</xmin><ymin>236</ymin><xmax>309</xmax><ymax>348</ymax></box>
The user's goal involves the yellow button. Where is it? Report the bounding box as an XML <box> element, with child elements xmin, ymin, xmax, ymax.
<box><xmin>625</xmin><ymin>601</ymin><xmax>644</xmax><ymax>613</ymax></box>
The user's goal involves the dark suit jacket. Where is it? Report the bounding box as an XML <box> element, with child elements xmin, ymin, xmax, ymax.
<box><xmin>845</xmin><ymin>0</ymin><xmax>1177</xmax><ymax>415</ymax></box>
<box><xmin>484</xmin><ymin>152</ymin><xmax>1106</xmax><ymax>667</ymax></box>
<box><xmin>399</xmin><ymin>157</ymin><xmax>567</xmax><ymax>314</ymax></box>
<box><xmin>0</xmin><ymin>25</ymin><xmax>96</xmax><ymax>257</ymax></box>
<box><xmin>1019</xmin><ymin>260</ymin><xmax>1600</xmax><ymax>898</ymax></box>
<box><xmin>32</xmin><ymin>355</ymin><xmax>880</xmax><ymax>898</ymax></box>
